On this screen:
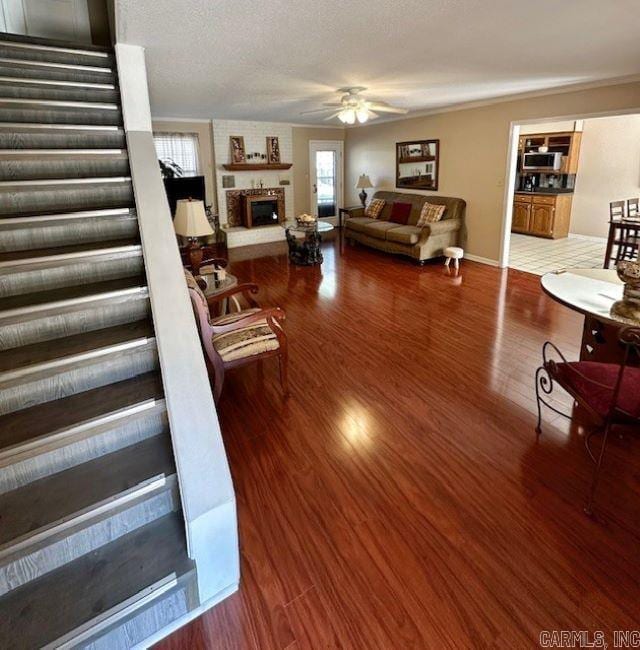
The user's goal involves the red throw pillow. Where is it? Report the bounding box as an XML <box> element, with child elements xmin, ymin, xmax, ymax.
<box><xmin>389</xmin><ymin>202</ymin><xmax>412</xmax><ymax>225</ymax></box>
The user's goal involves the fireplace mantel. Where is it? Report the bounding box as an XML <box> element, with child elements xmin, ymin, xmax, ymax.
<box><xmin>225</xmin><ymin>188</ymin><xmax>285</xmax><ymax>227</ymax></box>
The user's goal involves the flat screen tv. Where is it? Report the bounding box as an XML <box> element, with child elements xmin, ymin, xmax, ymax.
<box><xmin>163</xmin><ymin>176</ymin><xmax>206</xmax><ymax>217</ymax></box>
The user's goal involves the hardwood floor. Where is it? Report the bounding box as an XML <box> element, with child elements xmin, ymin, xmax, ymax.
<box><xmin>157</xmin><ymin>239</ymin><xmax>640</xmax><ymax>649</ymax></box>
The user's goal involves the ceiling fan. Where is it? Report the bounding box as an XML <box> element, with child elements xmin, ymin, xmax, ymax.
<box><xmin>301</xmin><ymin>87</ymin><xmax>408</xmax><ymax>124</ymax></box>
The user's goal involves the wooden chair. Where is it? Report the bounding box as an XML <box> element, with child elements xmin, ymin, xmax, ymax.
<box><xmin>609</xmin><ymin>200</ymin><xmax>626</xmax><ymax>220</ymax></box>
<box><xmin>535</xmin><ymin>326</ymin><xmax>640</xmax><ymax>514</ymax></box>
<box><xmin>184</xmin><ymin>269</ymin><xmax>288</xmax><ymax>402</ymax></box>
<box><xmin>605</xmin><ymin>201</ymin><xmax>640</xmax><ymax>267</ymax></box>
<box><xmin>627</xmin><ymin>197</ymin><xmax>639</xmax><ymax>219</ymax></box>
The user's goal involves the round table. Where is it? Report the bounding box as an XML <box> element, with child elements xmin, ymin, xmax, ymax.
<box><xmin>541</xmin><ymin>268</ymin><xmax>638</xmax><ymax>363</ymax></box>
<box><xmin>284</xmin><ymin>220</ymin><xmax>334</xmax><ymax>265</ymax></box>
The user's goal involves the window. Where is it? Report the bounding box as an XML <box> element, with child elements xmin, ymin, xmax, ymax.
<box><xmin>153</xmin><ymin>132</ymin><xmax>200</xmax><ymax>176</ymax></box>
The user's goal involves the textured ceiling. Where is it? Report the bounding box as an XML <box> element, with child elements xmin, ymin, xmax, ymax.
<box><xmin>116</xmin><ymin>0</ymin><xmax>640</xmax><ymax>125</ymax></box>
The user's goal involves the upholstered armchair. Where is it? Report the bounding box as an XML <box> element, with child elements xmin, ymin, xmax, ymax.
<box><xmin>185</xmin><ymin>270</ymin><xmax>288</xmax><ymax>402</ymax></box>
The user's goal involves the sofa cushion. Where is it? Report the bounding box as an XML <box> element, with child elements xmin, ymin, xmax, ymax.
<box><xmin>389</xmin><ymin>202</ymin><xmax>412</xmax><ymax>225</ymax></box>
<box><xmin>385</xmin><ymin>225</ymin><xmax>422</xmax><ymax>245</ymax></box>
<box><xmin>345</xmin><ymin>216</ymin><xmax>376</xmax><ymax>233</ymax></box>
<box><xmin>417</xmin><ymin>202</ymin><xmax>446</xmax><ymax>226</ymax></box>
<box><xmin>362</xmin><ymin>221</ymin><xmax>401</xmax><ymax>240</ymax></box>
<box><xmin>364</xmin><ymin>198</ymin><xmax>385</xmax><ymax>219</ymax></box>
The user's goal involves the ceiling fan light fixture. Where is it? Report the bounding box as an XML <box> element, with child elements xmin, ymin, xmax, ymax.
<box><xmin>356</xmin><ymin>108</ymin><xmax>369</xmax><ymax>124</ymax></box>
<box><xmin>340</xmin><ymin>108</ymin><xmax>356</xmax><ymax>125</ymax></box>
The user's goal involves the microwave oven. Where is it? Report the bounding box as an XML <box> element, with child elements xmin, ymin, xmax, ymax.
<box><xmin>522</xmin><ymin>151</ymin><xmax>562</xmax><ymax>170</ymax></box>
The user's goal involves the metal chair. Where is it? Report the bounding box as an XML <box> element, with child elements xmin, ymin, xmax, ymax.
<box><xmin>535</xmin><ymin>326</ymin><xmax>640</xmax><ymax>515</ymax></box>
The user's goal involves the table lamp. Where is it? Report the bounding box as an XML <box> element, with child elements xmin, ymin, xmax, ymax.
<box><xmin>173</xmin><ymin>198</ymin><xmax>214</xmax><ymax>275</ymax></box>
<box><xmin>355</xmin><ymin>174</ymin><xmax>373</xmax><ymax>207</ymax></box>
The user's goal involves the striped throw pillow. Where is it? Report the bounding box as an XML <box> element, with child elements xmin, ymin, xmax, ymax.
<box><xmin>417</xmin><ymin>202</ymin><xmax>446</xmax><ymax>227</ymax></box>
<box><xmin>364</xmin><ymin>198</ymin><xmax>385</xmax><ymax>219</ymax></box>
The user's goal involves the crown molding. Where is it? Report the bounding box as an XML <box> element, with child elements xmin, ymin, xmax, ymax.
<box><xmin>346</xmin><ymin>73</ymin><xmax>640</xmax><ymax>128</ymax></box>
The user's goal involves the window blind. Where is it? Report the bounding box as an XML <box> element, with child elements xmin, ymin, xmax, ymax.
<box><xmin>153</xmin><ymin>132</ymin><xmax>200</xmax><ymax>176</ymax></box>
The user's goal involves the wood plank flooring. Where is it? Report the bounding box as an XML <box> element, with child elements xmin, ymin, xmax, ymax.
<box><xmin>156</xmin><ymin>239</ymin><xmax>640</xmax><ymax>649</ymax></box>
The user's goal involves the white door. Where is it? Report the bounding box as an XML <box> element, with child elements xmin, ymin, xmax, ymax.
<box><xmin>309</xmin><ymin>140</ymin><xmax>344</xmax><ymax>224</ymax></box>
<box><xmin>1</xmin><ymin>0</ymin><xmax>92</xmax><ymax>43</ymax></box>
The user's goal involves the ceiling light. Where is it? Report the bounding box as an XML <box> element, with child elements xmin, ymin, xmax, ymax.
<box><xmin>356</xmin><ymin>108</ymin><xmax>369</xmax><ymax>123</ymax></box>
<box><xmin>339</xmin><ymin>108</ymin><xmax>356</xmax><ymax>125</ymax></box>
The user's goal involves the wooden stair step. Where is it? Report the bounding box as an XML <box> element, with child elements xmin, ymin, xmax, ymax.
<box><xmin>0</xmin><ymin>318</ymin><xmax>154</xmax><ymax>373</ymax></box>
<box><xmin>0</xmin><ymin>274</ymin><xmax>146</xmax><ymax>313</ymax></box>
<box><xmin>0</xmin><ymin>371</ymin><xmax>163</xmax><ymax>451</ymax></box>
<box><xmin>0</xmin><ymin>237</ymin><xmax>139</xmax><ymax>263</ymax></box>
<box><xmin>0</xmin><ymin>512</ymin><xmax>193</xmax><ymax>650</ymax></box>
<box><xmin>0</xmin><ymin>433</ymin><xmax>174</xmax><ymax>546</ymax></box>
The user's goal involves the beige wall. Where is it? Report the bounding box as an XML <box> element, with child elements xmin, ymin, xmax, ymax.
<box><xmin>345</xmin><ymin>81</ymin><xmax>640</xmax><ymax>262</ymax></box>
<box><xmin>570</xmin><ymin>114</ymin><xmax>640</xmax><ymax>239</ymax></box>
<box><xmin>151</xmin><ymin>119</ymin><xmax>217</xmax><ymax>211</ymax></box>
<box><xmin>292</xmin><ymin>126</ymin><xmax>345</xmax><ymax>215</ymax></box>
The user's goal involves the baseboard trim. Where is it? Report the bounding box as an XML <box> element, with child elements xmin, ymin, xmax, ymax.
<box><xmin>465</xmin><ymin>253</ymin><xmax>500</xmax><ymax>267</ymax></box>
<box><xmin>134</xmin><ymin>581</ymin><xmax>239</xmax><ymax>649</ymax></box>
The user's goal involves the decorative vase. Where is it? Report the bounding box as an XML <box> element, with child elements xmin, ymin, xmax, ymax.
<box><xmin>611</xmin><ymin>260</ymin><xmax>640</xmax><ymax>321</ymax></box>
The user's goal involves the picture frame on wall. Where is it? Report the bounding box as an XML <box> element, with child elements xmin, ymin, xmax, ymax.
<box><xmin>396</xmin><ymin>139</ymin><xmax>440</xmax><ymax>191</ymax></box>
<box><xmin>230</xmin><ymin>136</ymin><xmax>246</xmax><ymax>164</ymax></box>
<box><xmin>266</xmin><ymin>136</ymin><xmax>281</xmax><ymax>164</ymax></box>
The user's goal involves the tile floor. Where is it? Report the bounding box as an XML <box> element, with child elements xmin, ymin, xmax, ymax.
<box><xmin>508</xmin><ymin>233</ymin><xmax>606</xmax><ymax>275</ymax></box>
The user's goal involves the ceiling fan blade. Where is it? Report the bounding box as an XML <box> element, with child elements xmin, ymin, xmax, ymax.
<box><xmin>300</xmin><ymin>107</ymin><xmax>338</xmax><ymax>115</ymax></box>
<box><xmin>321</xmin><ymin>102</ymin><xmax>343</xmax><ymax>107</ymax></box>
<box><xmin>367</xmin><ymin>103</ymin><xmax>408</xmax><ymax>114</ymax></box>
<box><xmin>323</xmin><ymin>111</ymin><xmax>343</xmax><ymax>121</ymax></box>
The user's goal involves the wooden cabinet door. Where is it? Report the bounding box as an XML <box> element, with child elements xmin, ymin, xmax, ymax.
<box><xmin>530</xmin><ymin>204</ymin><xmax>554</xmax><ymax>237</ymax></box>
<box><xmin>512</xmin><ymin>202</ymin><xmax>531</xmax><ymax>233</ymax></box>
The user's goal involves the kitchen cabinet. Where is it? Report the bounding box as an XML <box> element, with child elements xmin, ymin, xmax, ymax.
<box><xmin>512</xmin><ymin>193</ymin><xmax>573</xmax><ymax>239</ymax></box>
<box><xmin>512</xmin><ymin>200</ymin><xmax>531</xmax><ymax>233</ymax></box>
<box><xmin>518</xmin><ymin>131</ymin><xmax>582</xmax><ymax>174</ymax></box>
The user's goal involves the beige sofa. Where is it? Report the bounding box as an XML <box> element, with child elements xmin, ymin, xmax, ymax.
<box><xmin>344</xmin><ymin>191</ymin><xmax>466</xmax><ymax>264</ymax></box>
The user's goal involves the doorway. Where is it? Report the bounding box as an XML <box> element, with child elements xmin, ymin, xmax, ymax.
<box><xmin>309</xmin><ymin>140</ymin><xmax>344</xmax><ymax>224</ymax></box>
<box><xmin>500</xmin><ymin>112</ymin><xmax>640</xmax><ymax>274</ymax></box>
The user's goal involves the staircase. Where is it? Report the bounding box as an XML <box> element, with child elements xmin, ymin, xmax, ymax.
<box><xmin>0</xmin><ymin>33</ymin><xmax>199</xmax><ymax>648</ymax></box>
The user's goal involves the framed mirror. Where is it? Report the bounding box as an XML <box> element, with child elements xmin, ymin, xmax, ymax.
<box><xmin>396</xmin><ymin>139</ymin><xmax>439</xmax><ymax>190</ymax></box>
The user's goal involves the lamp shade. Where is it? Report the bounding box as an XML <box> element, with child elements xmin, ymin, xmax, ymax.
<box><xmin>355</xmin><ymin>174</ymin><xmax>373</xmax><ymax>189</ymax></box>
<box><xmin>173</xmin><ymin>199</ymin><xmax>214</xmax><ymax>238</ymax></box>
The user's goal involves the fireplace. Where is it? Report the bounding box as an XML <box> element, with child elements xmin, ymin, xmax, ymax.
<box><xmin>244</xmin><ymin>195</ymin><xmax>280</xmax><ymax>228</ymax></box>
<box><xmin>225</xmin><ymin>188</ymin><xmax>286</xmax><ymax>227</ymax></box>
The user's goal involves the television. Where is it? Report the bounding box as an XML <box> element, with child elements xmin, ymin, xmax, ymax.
<box><xmin>163</xmin><ymin>175</ymin><xmax>206</xmax><ymax>218</ymax></box>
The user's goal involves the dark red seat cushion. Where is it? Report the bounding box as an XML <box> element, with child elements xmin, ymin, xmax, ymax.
<box><xmin>554</xmin><ymin>361</ymin><xmax>640</xmax><ymax>419</ymax></box>
<box><xmin>389</xmin><ymin>202</ymin><xmax>412</xmax><ymax>225</ymax></box>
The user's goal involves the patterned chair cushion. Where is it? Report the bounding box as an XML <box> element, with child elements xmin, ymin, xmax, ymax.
<box><xmin>211</xmin><ymin>307</ymin><xmax>261</xmax><ymax>326</ymax></box>
<box><xmin>364</xmin><ymin>198</ymin><xmax>385</xmax><ymax>219</ymax></box>
<box><xmin>416</xmin><ymin>202</ymin><xmax>446</xmax><ymax>227</ymax></box>
<box><xmin>212</xmin><ymin>321</ymin><xmax>280</xmax><ymax>362</ymax></box>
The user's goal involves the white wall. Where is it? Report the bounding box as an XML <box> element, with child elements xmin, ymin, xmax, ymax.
<box><xmin>571</xmin><ymin>114</ymin><xmax>640</xmax><ymax>238</ymax></box>
<box><xmin>212</xmin><ymin>119</ymin><xmax>294</xmax><ymax>226</ymax></box>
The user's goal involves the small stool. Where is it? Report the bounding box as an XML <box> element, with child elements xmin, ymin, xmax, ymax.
<box><xmin>444</xmin><ymin>246</ymin><xmax>464</xmax><ymax>270</ymax></box>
